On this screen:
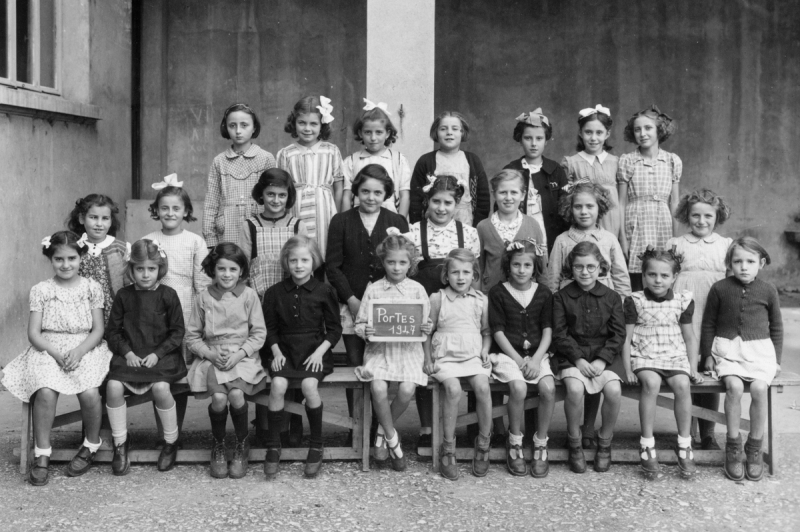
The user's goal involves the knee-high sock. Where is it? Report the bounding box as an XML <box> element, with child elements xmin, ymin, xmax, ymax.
<box><xmin>156</xmin><ymin>403</ymin><xmax>179</xmax><ymax>444</ymax></box>
<box><xmin>266</xmin><ymin>409</ymin><xmax>284</xmax><ymax>448</ymax></box>
<box><xmin>208</xmin><ymin>404</ymin><xmax>228</xmax><ymax>442</ymax></box>
<box><xmin>107</xmin><ymin>403</ymin><xmax>128</xmax><ymax>446</ymax></box>
<box><xmin>306</xmin><ymin>403</ymin><xmax>324</xmax><ymax>448</ymax></box>
<box><xmin>230</xmin><ymin>403</ymin><xmax>249</xmax><ymax>441</ymax></box>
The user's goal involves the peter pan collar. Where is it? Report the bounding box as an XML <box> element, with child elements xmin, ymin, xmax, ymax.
<box><xmin>564</xmin><ymin>280</ymin><xmax>607</xmax><ymax>298</ymax></box>
<box><xmin>357</xmin><ymin>148</ymin><xmax>391</xmax><ymax>160</ymax></box>
<box><xmin>208</xmin><ymin>281</ymin><xmax>247</xmax><ymax>300</ymax></box>
<box><xmin>568</xmin><ymin>226</ymin><xmax>601</xmax><ymax>242</ymax></box>
<box><xmin>632</xmin><ymin>148</ymin><xmax>669</xmax><ymax>165</ymax></box>
<box><xmin>81</xmin><ymin>234</ymin><xmax>116</xmax><ymax>257</ymax></box>
<box><xmin>444</xmin><ymin>286</ymin><xmax>480</xmax><ymax>301</ymax></box>
<box><xmin>381</xmin><ymin>277</ymin><xmax>411</xmax><ymax>293</ymax></box>
<box><xmin>643</xmin><ymin>288</ymin><xmax>674</xmax><ymax>301</ymax></box>
<box><xmin>681</xmin><ymin>232</ymin><xmax>721</xmax><ymax>244</ymax></box>
<box><xmin>224</xmin><ymin>144</ymin><xmax>260</xmax><ymax>159</ymax></box>
<box><xmin>427</xmin><ymin>219</ymin><xmax>458</xmax><ymax>234</ymax></box>
<box><xmin>577</xmin><ymin>150</ymin><xmax>608</xmax><ymax>164</ymax></box>
<box><xmin>282</xmin><ymin>276</ymin><xmax>319</xmax><ymax>292</ymax></box>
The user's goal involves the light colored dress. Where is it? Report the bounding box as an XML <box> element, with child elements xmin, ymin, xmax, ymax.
<box><xmin>142</xmin><ymin>229</ymin><xmax>212</xmax><ymax>364</ymax></box>
<box><xmin>428</xmin><ymin>287</ymin><xmax>491</xmax><ymax>381</ymax></box>
<box><xmin>1</xmin><ymin>278</ymin><xmax>112</xmax><ymax>401</ymax></box>
<box><xmin>561</xmin><ymin>151</ymin><xmax>622</xmax><ymax>240</ymax></box>
<box><xmin>666</xmin><ymin>232</ymin><xmax>731</xmax><ymax>341</ymax></box>
<box><xmin>628</xmin><ymin>290</ymin><xmax>693</xmax><ymax>374</ymax></box>
<box><xmin>276</xmin><ymin>141</ymin><xmax>344</xmax><ymax>258</ymax></box>
<box><xmin>343</xmin><ymin>148</ymin><xmax>412</xmax><ymax>213</ymax></box>
<box><xmin>616</xmin><ymin>148</ymin><xmax>682</xmax><ymax>273</ymax></box>
<box><xmin>353</xmin><ymin>278</ymin><xmax>430</xmax><ymax>386</ymax></box>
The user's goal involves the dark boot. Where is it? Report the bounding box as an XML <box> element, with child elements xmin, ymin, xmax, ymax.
<box><xmin>157</xmin><ymin>441</ymin><xmax>178</xmax><ymax>472</ymax></box>
<box><xmin>744</xmin><ymin>436</ymin><xmax>764</xmax><ymax>481</ymax></box>
<box><xmin>208</xmin><ymin>404</ymin><xmax>229</xmax><ymax>479</ymax></box>
<box><xmin>725</xmin><ymin>435</ymin><xmax>744</xmax><ymax>481</ymax></box>
<box><xmin>594</xmin><ymin>434</ymin><xmax>612</xmax><ymax>473</ymax></box>
<box><xmin>112</xmin><ymin>438</ymin><xmax>131</xmax><ymax>476</ymax></box>
<box><xmin>28</xmin><ymin>455</ymin><xmax>50</xmax><ymax>486</ymax></box>
<box><xmin>229</xmin><ymin>436</ymin><xmax>250</xmax><ymax>479</ymax></box>
<box><xmin>568</xmin><ymin>435</ymin><xmax>586</xmax><ymax>474</ymax></box>
<box><xmin>304</xmin><ymin>404</ymin><xmax>324</xmax><ymax>478</ymax></box>
<box><xmin>264</xmin><ymin>409</ymin><xmax>284</xmax><ymax>480</ymax></box>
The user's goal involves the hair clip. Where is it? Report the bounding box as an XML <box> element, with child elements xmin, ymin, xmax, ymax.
<box><xmin>515</xmin><ymin>108</ymin><xmax>550</xmax><ymax>127</ymax></box>
<box><xmin>578</xmin><ymin>104</ymin><xmax>611</xmax><ymax>119</ymax></box>
<box><xmin>422</xmin><ymin>174</ymin><xmax>438</xmax><ymax>193</ymax></box>
<box><xmin>363</xmin><ymin>98</ymin><xmax>390</xmax><ymax>115</ymax></box>
<box><xmin>150</xmin><ymin>239</ymin><xmax>167</xmax><ymax>258</ymax></box>
<box><xmin>41</xmin><ymin>236</ymin><xmax>51</xmax><ymax>249</ymax></box>
<box><xmin>152</xmin><ymin>173</ymin><xmax>183</xmax><ymax>190</ymax></box>
<box><xmin>317</xmin><ymin>96</ymin><xmax>335</xmax><ymax>124</ymax></box>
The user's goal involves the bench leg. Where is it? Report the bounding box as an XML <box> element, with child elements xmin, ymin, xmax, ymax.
<box><xmin>431</xmin><ymin>384</ymin><xmax>441</xmax><ymax>473</ymax></box>
<box><xmin>20</xmin><ymin>401</ymin><xmax>33</xmax><ymax>475</ymax></box>
<box><xmin>361</xmin><ymin>384</ymin><xmax>371</xmax><ymax>472</ymax></box>
<box><xmin>768</xmin><ymin>386</ymin><xmax>777</xmax><ymax>476</ymax></box>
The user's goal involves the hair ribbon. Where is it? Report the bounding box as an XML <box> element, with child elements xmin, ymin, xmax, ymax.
<box><xmin>386</xmin><ymin>227</ymin><xmax>402</xmax><ymax>237</ymax></box>
<box><xmin>578</xmin><ymin>104</ymin><xmax>611</xmax><ymax>119</ymax></box>
<box><xmin>152</xmin><ymin>173</ymin><xmax>183</xmax><ymax>191</ymax></box>
<box><xmin>515</xmin><ymin>108</ymin><xmax>550</xmax><ymax>127</ymax></box>
<box><xmin>317</xmin><ymin>95</ymin><xmax>335</xmax><ymax>124</ymax></box>
<box><xmin>77</xmin><ymin>233</ymin><xmax>104</xmax><ymax>257</ymax></box>
<box><xmin>41</xmin><ymin>236</ymin><xmax>51</xmax><ymax>249</ymax></box>
<box><xmin>363</xmin><ymin>98</ymin><xmax>390</xmax><ymax>115</ymax></box>
<box><xmin>150</xmin><ymin>239</ymin><xmax>167</xmax><ymax>259</ymax></box>
<box><xmin>422</xmin><ymin>174</ymin><xmax>438</xmax><ymax>193</ymax></box>
<box><xmin>505</xmin><ymin>238</ymin><xmax>545</xmax><ymax>257</ymax></box>
<box><xmin>637</xmin><ymin>104</ymin><xmax>672</xmax><ymax>123</ymax></box>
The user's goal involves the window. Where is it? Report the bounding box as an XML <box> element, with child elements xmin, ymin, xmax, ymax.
<box><xmin>0</xmin><ymin>0</ymin><xmax>60</xmax><ymax>93</ymax></box>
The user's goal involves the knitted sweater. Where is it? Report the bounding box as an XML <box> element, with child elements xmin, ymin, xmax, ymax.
<box><xmin>488</xmin><ymin>282</ymin><xmax>553</xmax><ymax>355</ymax></box>
<box><xmin>700</xmin><ymin>277</ymin><xmax>783</xmax><ymax>363</ymax></box>
<box><xmin>477</xmin><ymin>215</ymin><xmax>548</xmax><ymax>292</ymax></box>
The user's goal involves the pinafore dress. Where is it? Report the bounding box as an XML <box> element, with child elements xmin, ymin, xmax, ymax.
<box><xmin>246</xmin><ymin>214</ymin><xmax>301</xmax><ymax>298</ymax></box>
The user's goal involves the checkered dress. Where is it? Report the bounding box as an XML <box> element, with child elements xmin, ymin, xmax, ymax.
<box><xmin>616</xmin><ymin>148</ymin><xmax>682</xmax><ymax>273</ymax></box>
<box><xmin>629</xmin><ymin>290</ymin><xmax>692</xmax><ymax>373</ymax></box>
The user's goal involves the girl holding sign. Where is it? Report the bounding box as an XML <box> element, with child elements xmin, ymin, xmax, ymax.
<box><xmin>354</xmin><ymin>235</ymin><xmax>431</xmax><ymax>471</ymax></box>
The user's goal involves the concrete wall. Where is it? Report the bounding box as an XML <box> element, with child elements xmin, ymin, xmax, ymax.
<box><xmin>0</xmin><ymin>0</ymin><xmax>132</xmax><ymax>366</ymax></box>
<box><xmin>435</xmin><ymin>0</ymin><xmax>800</xmax><ymax>285</ymax></box>
<box><xmin>140</xmin><ymin>0</ymin><xmax>367</xmax><ymax>201</ymax></box>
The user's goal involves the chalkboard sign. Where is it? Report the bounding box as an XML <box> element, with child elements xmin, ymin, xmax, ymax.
<box><xmin>367</xmin><ymin>299</ymin><xmax>428</xmax><ymax>342</ymax></box>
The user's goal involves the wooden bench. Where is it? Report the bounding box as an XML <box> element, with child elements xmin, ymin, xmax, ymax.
<box><xmin>421</xmin><ymin>371</ymin><xmax>800</xmax><ymax>475</ymax></box>
<box><xmin>16</xmin><ymin>367</ymin><xmax>372</xmax><ymax>474</ymax></box>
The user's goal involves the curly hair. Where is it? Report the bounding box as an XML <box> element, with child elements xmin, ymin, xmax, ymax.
<box><xmin>148</xmin><ymin>186</ymin><xmax>197</xmax><ymax>223</ymax></box>
<box><xmin>558</xmin><ymin>182</ymin><xmax>614</xmax><ymax>224</ymax></box>
<box><xmin>423</xmin><ymin>175</ymin><xmax>464</xmax><ymax>215</ymax></box>
<box><xmin>219</xmin><ymin>103</ymin><xmax>261</xmax><ymax>140</ymax></box>
<box><xmin>284</xmin><ymin>96</ymin><xmax>332</xmax><ymax>141</ymax></box>
<box><xmin>440</xmin><ymin>248</ymin><xmax>480</xmax><ymax>286</ymax></box>
<box><xmin>429</xmin><ymin>111</ymin><xmax>470</xmax><ymax>143</ymax></box>
<box><xmin>513</xmin><ymin>120</ymin><xmax>553</xmax><ymax>142</ymax></box>
<box><xmin>725</xmin><ymin>236</ymin><xmax>771</xmax><ymax>269</ymax></box>
<box><xmin>202</xmin><ymin>242</ymin><xmax>250</xmax><ymax>280</ymax></box>
<box><xmin>638</xmin><ymin>246</ymin><xmax>684</xmax><ymax>275</ymax></box>
<box><xmin>66</xmin><ymin>194</ymin><xmax>121</xmax><ymax>237</ymax></box>
<box><xmin>673</xmin><ymin>188</ymin><xmax>731</xmax><ymax>227</ymax></box>
<box><xmin>42</xmin><ymin>230</ymin><xmax>87</xmax><ymax>259</ymax></box>
<box><xmin>351</xmin><ymin>163</ymin><xmax>395</xmax><ymax>199</ymax></box>
<box><xmin>251</xmin><ymin>168</ymin><xmax>297</xmax><ymax>209</ymax></box>
<box><xmin>501</xmin><ymin>240</ymin><xmax>546</xmax><ymax>280</ymax></box>
<box><xmin>576</xmin><ymin>111</ymin><xmax>613</xmax><ymax>152</ymax></box>
<box><xmin>623</xmin><ymin>106</ymin><xmax>677</xmax><ymax>144</ymax></box>
<box><xmin>127</xmin><ymin>239</ymin><xmax>169</xmax><ymax>281</ymax></box>
<box><xmin>280</xmin><ymin>235</ymin><xmax>324</xmax><ymax>273</ymax></box>
<box><xmin>353</xmin><ymin>107</ymin><xmax>398</xmax><ymax>146</ymax></box>
<box><xmin>563</xmin><ymin>241</ymin><xmax>609</xmax><ymax>279</ymax></box>
<box><xmin>376</xmin><ymin>234</ymin><xmax>419</xmax><ymax>277</ymax></box>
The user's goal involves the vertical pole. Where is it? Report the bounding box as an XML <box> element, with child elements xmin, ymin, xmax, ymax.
<box><xmin>131</xmin><ymin>0</ymin><xmax>143</xmax><ymax>199</ymax></box>
<box><xmin>767</xmin><ymin>386</ymin><xmax>777</xmax><ymax>476</ymax></box>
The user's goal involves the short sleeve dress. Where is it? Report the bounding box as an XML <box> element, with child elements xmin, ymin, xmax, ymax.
<box><xmin>1</xmin><ymin>278</ymin><xmax>112</xmax><ymax>401</ymax></box>
<box><xmin>625</xmin><ymin>290</ymin><xmax>693</xmax><ymax>376</ymax></box>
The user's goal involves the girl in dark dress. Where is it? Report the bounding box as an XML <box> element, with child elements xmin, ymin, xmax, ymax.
<box><xmin>105</xmin><ymin>239</ymin><xmax>186</xmax><ymax>476</ymax></box>
<box><xmin>262</xmin><ymin>235</ymin><xmax>342</xmax><ymax>479</ymax></box>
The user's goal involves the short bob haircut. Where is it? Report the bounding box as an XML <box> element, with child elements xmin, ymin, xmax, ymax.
<box><xmin>638</xmin><ymin>246</ymin><xmax>684</xmax><ymax>276</ymax></box>
<box><xmin>623</xmin><ymin>107</ymin><xmax>677</xmax><ymax>144</ymax></box>
<box><xmin>42</xmin><ymin>230</ymin><xmax>87</xmax><ymax>259</ymax></box>
<box><xmin>351</xmin><ymin>163</ymin><xmax>395</xmax><ymax>199</ymax></box>
<box><xmin>558</xmin><ymin>182</ymin><xmax>614</xmax><ymax>224</ymax></box>
<box><xmin>501</xmin><ymin>240</ymin><xmax>547</xmax><ymax>280</ymax></box>
<box><xmin>219</xmin><ymin>103</ymin><xmax>261</xmax><ymax>140</ymax></box>
<box><xmin>127</xmin><ymin>239</ymin><xmax>169</xmax><ymax>281</ymax></box>
<box><xmin>251</xmin><ymin>168</ymin><xmax>297</xmax><ymax>209</ymax></box>
<box><xmin>148</xmin><ymin>186</ymin><xmax>198</xmax><ymax>223</ymax></box>
<box><xmin>513</xmin><ymin>120</ymin><xmax>553</xmax><ymax>142</ymax></box>
<box><xmin>202</xmin><ymin>242</ymin><xmax>250</xmax><ymax>280</ymax></box>
<box><xmin>422</xmin><ymin>175</ymin><xmax>464</xmax><ymax>215</ymax></box>
<box><xmin>66</xmin><ymin>194</ymin><xmax>122</xmax><ymax>237</ymax></box>
<box><xmin>440</xmin><ymin>248</ymin><xmax>480</xmax><ymax>285</ymax></box>
<box><xmin>376</xmin><ymin>234</ymin><xmax>419</xmax><ymax>277</ymax></box>
<box><xmin>284</xmin><ymin>96</ymin><xmax>332</xmax><ymax>141</ymax></box>
<box><xmin>576</xmin><ymin>111</ymin><xmax>613</xmax><ymax>152</ymax></box>
<box><xmin>280</xmin><ymin>235</ymin><xmax>324</xmax><ymax>273</ymax></box>
<box><xmin>725</xmin><ymin>236</ymin><xmax>771</xmax><ymax>269</ymax></box>
<box><xmin>429</xmin><ymin>111</ymin><xmax>470</xmax><ymax>143</ymax></box>
<box><xmin>564</xmin><ymin>241</ymin><xmax>609</xmax><ymax>279</ymax></box>
<box><xmin>673</xmin><ymin>188</ymin><xmax>731</xmax><ymax>227</ymax></box>
<box><xmin>353</xmin><ymin>107</ymin><xmax>398</xmax><ymax>146</ymax></box>
<box><xmin>489</xmin><ymin>168</ymin><xmax>526</xmax><ymax>193</ymax></box>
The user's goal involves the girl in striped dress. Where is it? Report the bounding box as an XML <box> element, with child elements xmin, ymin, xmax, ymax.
<box><xmin>277</xmin><ymin>95</ymin><xmax>344</xmax><ymax>257</ymax></box>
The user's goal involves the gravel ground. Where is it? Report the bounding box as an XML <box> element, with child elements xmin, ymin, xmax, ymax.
<box><xmin>1</xmin><ymin>429</ymin><xmax>799</xmax><ymax>532</ymax></box>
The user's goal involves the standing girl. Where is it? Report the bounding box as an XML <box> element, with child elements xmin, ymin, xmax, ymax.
<box><xmin>2</xmin><ymin>232</ymin><xmax>112</xmax><ymax>486</ymax></box>
<box><xmin>561</xmin><ymin>105</ymin><xmax>622</xmax><ymax>241</ymax></box>
<box><xmin>667</xmin><ymin>189</ymin><xmax>732</xmax><ymax>450</ymax></box>
<box><xmin>425</xmin><ymin>249</ymin><xmax>492</xmax><ymax>480</ymax></box>
<box><xmin>262</xmin><ymin>236</ymin><xmax>342</xmax><ymax>479</ymax></box>
<box><xmin>477</xmin><ymin>169</ymin><xmax>548</xmax><ymax>292</ymax></box>
<box><xmin>203</xmin><ymin>103</ymin><xmax>276</xmax><ymax>248</ymax></box>
<box><xmin>702</xmin><ymin>237</ymin><xmax>782</xmax><ymax>482</ymax></box>
<box><xmin>354</xmin><ymin>235</ymin><xmax>430</xmax><ymax>471</ymax></box>
<box><xmin>342</xmin><ymin>99</ymin><xmax>412</xmax><ymax>216</ymax></box>
<box><xmin>617</xmin><ymin>105</ymin><xmax>681</xmax><ymax>291</ymax></box>
<box><xmin>551</xmin><ymin>242</ymin><xmax>625</xmax><ymax>474</ymax></box>
<box><xmin>186</xmin><ymin>243</ymin><xmax>267</xmax><ymax>479</ymax></box>
<box><xmin>105</xmin><ymin>239</ymin><xmax>186</xmax><ymax>475</ymax></box>
<box><xmin>277</xmin><ymin>95</ymin><xmax>344</xmax><ymax>256</ymax></box>
<box><xmin>66</xmin><ymin>194</ymin><xmax>130</xmax><ymax>324</ymax></box>
<box><xmin>503</xmin><ymin>108</ymin><xmax>569</xmax><ymax>251</ymax></box>
<box><xmin>488</xmin><ymin>240</ymin><xmax>555</xmax><ymax>478</ymax></box>
<box><xmin>409</xmin><ymin>111</ymin><xmax>490</xmax><ymax>226</ymax></box>
<box><xmin>622</xmin><ymin>248</ymin><xmax>702</xmax><ymax>478</ymax></box>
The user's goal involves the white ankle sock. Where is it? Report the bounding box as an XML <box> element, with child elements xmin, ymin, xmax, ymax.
<box><xmin>84</xmin><ymin>438</ymin><xmax>102</xmax><ymax>453</ymax></box>
<box><xmin>640</xmin><ymin>436</ymin><xmax>655</xmax><ymax>448</ymax></box>
<box><xmin>34</xmin><ymin>446</ymin><xmax>52</xmax><ymax>458</ymax></box>
<box><xmin>419</xmin><ymin>427</ymin><xmax>432</xmax><ymax>436</ymax></box>
<box><xmin>508</xmin><ymin>432</ymin><xmax>523</xmax><ymax>446</ymax></box>
<box><xmin>533</xmin><ymin>432</ymin><xmax>549</xmax><ymax>447</ymax></box>
<box><xmin>677</xmin><ymin>435</ymin><xmax>692</xmax><ymax>448</ymax></box>
<box><xmin>106</xmin><ymin>403</ymin><xmax>128</xmax><ymax>446</ymax></box>
<box><xmin>156</xmin><ymin>403</ymin><xmax>179</xmax><ymax>444</ymax></box>
<box><xmin>386</xmin><ymin>430</ymin><xmax>403</xmax><ymax>458</ymax></box>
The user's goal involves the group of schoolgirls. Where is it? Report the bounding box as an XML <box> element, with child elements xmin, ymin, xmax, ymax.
<box><xmin>1</xmin><ymin>96</ymin><xmax>782</xmax><ymax>488</ymax></box>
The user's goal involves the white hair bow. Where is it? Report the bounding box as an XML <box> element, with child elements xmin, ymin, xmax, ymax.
<box><xmin>363</xmin><ymin>98</ymin><xmax>390</xmax><ymax>115</ymax></box>
<box><xmin>386</xmin><ymin>227</ymin><xmax>401</xmax><ymax>237</ymax></box>
<box><xmin>422</xmin><ymin>174</ymin><xmax>437</xmax><ymax>193</ymax></box>
<box><xmin>152</xmin><ymin>173</ymin><xmax>183</xmax><ymax>190</ymax></box>
<box><xmin>41</xmin><ymin>236</ymin><xmax>51</xmax><ymax>249</ymax></box>
<box><xmin>505</xmin><ymin>238</ymin><xmax>545</xmax><ymax>257</ymax></box>
<box><xmin>124</xmin><ymin>242</ymin><xmax>132</xmax><ymax>262</ymax></box>
<box><xmin>515</xmin><ymin>108</ymin><xmax>550</xmax><ymax>127</ymax></box>
<box><xmin>150</xmin><ymin>239</ymin><xmax>167</xmax><ymax>258</ymax></box>
<box><xmin>317</xmin><ymin>96</ymin><xmax>335</xmax><ymax>124</ymax></box>
<box><xmin>578</xmin><ymin>104</ymin><xmax>611</xmax><ymax>119</ymax></box>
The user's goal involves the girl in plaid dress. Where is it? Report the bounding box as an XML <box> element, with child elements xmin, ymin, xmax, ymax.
<box><xmin>622</xmin><ymin>248</ymin><xmax>703</xmax><ymax>479</ymax></box>
<box><xmin>617</xmin><ymin>105</ymin><xmax>681</xmax><ymax>291</ymax></box>
<box><xmin>354</xmin><ymin>235</ymin><xmax>431</xmax><ymax>471</ymax></box>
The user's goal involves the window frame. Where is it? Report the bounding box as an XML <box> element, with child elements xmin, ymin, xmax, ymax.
<box><xmin>1</xmin><ymin>0</ymin><xmax>62</xmax><ymax>95</ymax></box>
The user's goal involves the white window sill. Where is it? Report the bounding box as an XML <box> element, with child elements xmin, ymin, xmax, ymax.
<box><xmin>0</xmin><ymin>86</ymin><xmax>101</xmax><ymax>124</ymax></box>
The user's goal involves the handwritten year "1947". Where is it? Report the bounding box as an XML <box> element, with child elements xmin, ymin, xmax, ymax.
<box><xmin>388</xmin><ymin>325</ymin><xmax>416</xmax><ymax>335</ymax></box>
